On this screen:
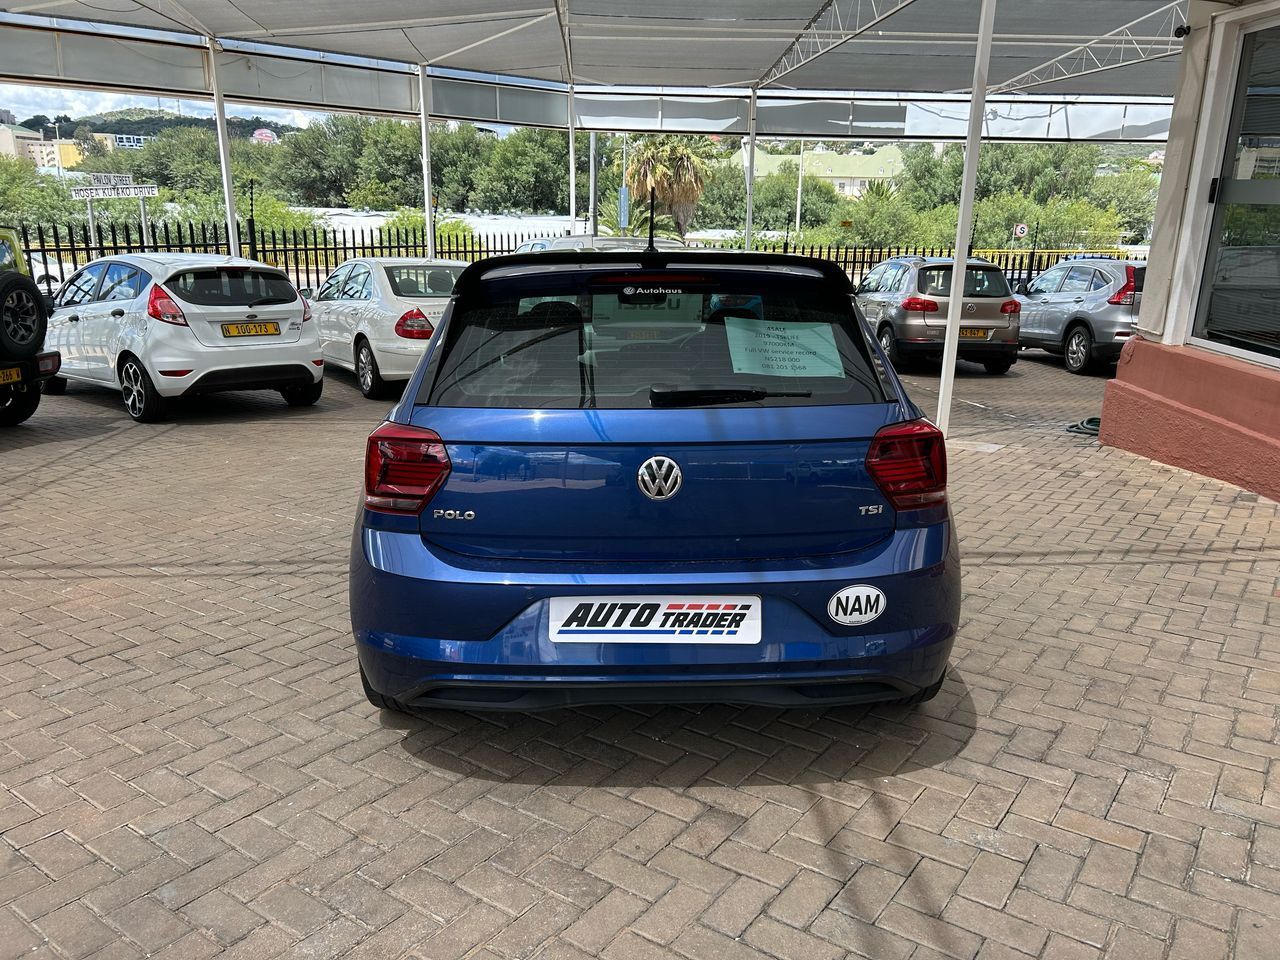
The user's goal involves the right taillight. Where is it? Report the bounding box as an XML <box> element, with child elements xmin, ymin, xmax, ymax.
<box><xmin>364</xmin><ymin>422</ymin><xmax>451</xmax><ymax>514</ymax></box>
<box><xmin>900</xmin><ymin>296</ymin><xmax>940</xmax><ymax>313</ymax></box>
<box><xmin>1108</xmin><ymin>265</ymin><xmax>1137</xmax><ymax>305</ymax></box>
<box><xmin>395</xmin><ymin>308</ymin><xmax>434</xmax><ymax>339</ymax></box>
<box><xmin>1000</xmin><ymin>299</ymin><xmax>1021</xmax><ymax>314</ymax></box>
<box><xmin>867</xmin><ymin>420</ymin><xmax>947</xmax><ymax>511</ymax></box>
<box><xmin>147</xmin><ymin>284</ymin><xmax>187</xmax><ymax>325</ymax></box>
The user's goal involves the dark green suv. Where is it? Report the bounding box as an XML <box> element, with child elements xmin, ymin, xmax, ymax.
<box><xmin>1</xmin><ymin>225</ymin><xmax>61</xmax><ymax>426</ymax></box>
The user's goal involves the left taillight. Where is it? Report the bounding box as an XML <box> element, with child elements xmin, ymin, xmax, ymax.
<box><xmin>394</xmin><ymin>307</ymin><xmax>434</xmax><ymax>339</ymax></box>
<box><xmin>147</xmin><ymin>285</ymin><xmax>187</xmax><ymax>326</ymax></box>
<box><xmin>364</xmin><ymin>422</ymin><xmax>451</xmax><ymax>515</ymax></box>
<box><xmin>1108</xmin><ymin>265</ymin><xmax>1137</xmax><ymax>306</ymax></box>
<box><xmin>867</xmin><ymin>419</ymin><xmax>947</xmax><ymax>511</ymax></box>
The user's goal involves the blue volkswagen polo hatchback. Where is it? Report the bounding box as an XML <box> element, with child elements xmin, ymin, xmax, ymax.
<box><xmin>351</xmin><ymin>251</ymin><xmax>960</xmax><ymax>711</ymax></box>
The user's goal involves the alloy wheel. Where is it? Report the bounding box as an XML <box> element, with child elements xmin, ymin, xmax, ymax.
<box><xmin>358</xmin><ymin>345</ymin><xmax>374</xmax><ymax>392</ymax></box>
<box><xmin>2</xmin><ymin>289</ymin><xmax>39</xmax><ymax>347</ymax></box>
<box><xmin>121</xmin><ymin>361</ymin><xmax>145</xmax><ymax>418</ymax></box>
<box><xmin>879</xmin><ymin>329</ymin><xmax>893</xmax><ymax>353</ymax></box>
<box><xmin>1066</xmin><ymin>330</ymin><xmax>1089</xmax><ymax>371</ymax></box>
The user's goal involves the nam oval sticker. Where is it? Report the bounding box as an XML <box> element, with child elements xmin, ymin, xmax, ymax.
<box><xmin>828</xmin><ymin>585</ymin><xmax>886</xmax><ymax>626</ymax></box>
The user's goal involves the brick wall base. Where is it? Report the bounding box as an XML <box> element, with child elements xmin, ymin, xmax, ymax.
<box><xmin>1100</xmin><ymin>337</ymin><xmax>1280</xmax><ymax>503</ymax></box>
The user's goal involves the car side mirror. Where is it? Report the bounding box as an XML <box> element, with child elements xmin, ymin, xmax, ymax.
<box><xmin>41</xmin><ymin>293</ymin><xmax>56</xmax><ymax>314</ymax></box>
<box><xmin>1015</xmin><ymin>281</ymin><xmax>1029</xmax><ymax>295</ymax></box>
<box><xmin>298</xmin><ymin>288</ymin><xmax>314</xmax><ymax>300</ymax></box>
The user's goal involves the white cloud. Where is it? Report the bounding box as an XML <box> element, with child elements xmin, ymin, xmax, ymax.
<box><xmin>0</xmin><ymin>83</ymin><xmax>318</xmax><ymax>127</ymax></box>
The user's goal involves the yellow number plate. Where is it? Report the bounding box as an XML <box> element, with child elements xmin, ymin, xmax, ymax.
<box><xmin>221</xmin><ymin>322</ymin><xmax>280</xmax><ymax>338</ymax></box>
<box><xmin>0</xmin><ymin>367</ymin><xmax>21</xmax><ymax>385</ymax></box>
<box><xmin>959</xmin><ymin>327</ymin><xmax>988</xmax><ymax>339</ymax></box>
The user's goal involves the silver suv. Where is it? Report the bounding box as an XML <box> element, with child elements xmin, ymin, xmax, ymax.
<box><xmin>855</xmin><ymin>257</ymin><xmax>1020</xmax><ymax>375</ymax></box>
<box><xmin>1014</xmin><ymin>258</ymin><xmax>1144</xmax><ymax>374</ymax></box>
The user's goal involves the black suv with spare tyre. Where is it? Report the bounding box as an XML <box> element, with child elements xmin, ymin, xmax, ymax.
<box><xmin>0</xmin><ymin>225</ymin><xmax>62</xmax><ymax>427</ymax></box>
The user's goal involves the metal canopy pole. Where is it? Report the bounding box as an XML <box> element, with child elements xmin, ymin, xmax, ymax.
<box><xmin>936</xmin><ymin>0</ymin><xmax>997</xmax><ymax>437</ymax></box>
<box><xmin>589</xmin><ymin>130</ymin><xmax>598</xmax><ymax>236</ymax></box>
<box><xmin>207</xmin><ymin>37</ymin><xmax>239</xmax><ymax>256</ymax></box>
<box><xmin>795</xmin><ymin>138</ymin><xmax>805</xmax><ymax>235</ymax></box>
<box><xmin>418</xmin><ymin>66</ymin><xmax>436</xmax><ymax>259</ymax></box>
<box><xmin>568</xmin><ymin>84</ymin><xmax>577</xmax><ymax>234</ymax></box>
<box><xmin>745</xmin><ymin>87</ymin><xmax>758</xmax><ymax>249</ymax></box>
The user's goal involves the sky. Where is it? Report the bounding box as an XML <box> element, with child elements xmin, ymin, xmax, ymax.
<box><xmin>0</xmin><ymin>83</ymin><xmax>318</xmax><ymax>128</ymax></box>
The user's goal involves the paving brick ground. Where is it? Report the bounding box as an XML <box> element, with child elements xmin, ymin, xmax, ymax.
<box><xmin>1</xmin><ymin>349</ymin><xmax>1278</xmax><ymax>959</ymax></box>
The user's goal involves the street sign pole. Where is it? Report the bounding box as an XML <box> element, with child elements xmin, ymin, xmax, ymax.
<box><xmin>86</xmin><ymin>198</ymin><xmax>96</xmax><ymax>255</ymax></box>
<box><xmin>139</xmin><ymin>197</ymin><xmax>150</xmax><ymax>250</ymax></box>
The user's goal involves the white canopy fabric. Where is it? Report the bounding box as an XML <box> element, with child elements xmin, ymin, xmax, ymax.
<box><xmin>0</xmin><ymin>0</ymin><xmax>1185</xmax><ymax>97</ymax></box>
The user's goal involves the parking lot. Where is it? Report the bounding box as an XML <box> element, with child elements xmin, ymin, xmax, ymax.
<box><xmin>2</xmin><ymin>354</ymin><xmax>1278</xmax><ymax>960</ymax></box>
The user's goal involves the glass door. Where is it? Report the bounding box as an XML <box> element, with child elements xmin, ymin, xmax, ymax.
<box><xmin>1195</xmin><ymin>25</ymin><xmax>1280</xmax><ymax>361</ymax></box>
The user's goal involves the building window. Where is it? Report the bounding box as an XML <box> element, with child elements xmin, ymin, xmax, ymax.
<box><xmin>1195</xmin><ymin>24</ymin><xmax>1280</xmax><ymax>361</ymax></box>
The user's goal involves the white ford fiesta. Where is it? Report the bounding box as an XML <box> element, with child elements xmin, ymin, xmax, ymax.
<box><xmin>306</xmin><ymin>257</ymin><xmax>466</xmax><ymax>398</ymax></box>
<box><xmin>43</xmin><ymin>254</ymin><xmax>323</xmax><ymax>422</ymax></box>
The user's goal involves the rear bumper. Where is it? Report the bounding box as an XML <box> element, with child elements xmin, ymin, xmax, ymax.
<box><xmin>896</xmin><ymin>339</ymin><xmax>1019</xmax><ymax>363</ymax></box>
<box><xmin>369</xmin><ymin>336</ymin><xmax>426</xmax><ymax>381</ymax></box>
<box><xmin>351</xmin><ymin>520</ymin><xmax>960</xmax><ymax>711</ymax></box>
<box><xmin>1</xmin><ymin>350</ymin><xmax>61</xmax><ymax>385</ymax></box>
<box><xmin>182</xmin><ymin>363</ymin><xmax>320</xmax><ymax>395</ymax></box>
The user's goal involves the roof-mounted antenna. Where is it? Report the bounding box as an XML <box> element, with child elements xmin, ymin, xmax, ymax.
<box><xmin>645</xmin><ymin>187</ymin><xmax>657</xmax><ymax>253</ymax></box>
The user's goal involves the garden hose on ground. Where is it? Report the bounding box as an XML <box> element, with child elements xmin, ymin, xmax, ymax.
<box><xmin>1066</xmin><ymin>416</ymin><xmax>1101</xmax><ymax>436</ymax></box>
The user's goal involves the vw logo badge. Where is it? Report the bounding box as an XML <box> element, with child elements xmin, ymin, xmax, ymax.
<box><xmin>965</xmin><ymin>302</ymin><xmax>976</xmax><ymax>314</ymax></box>
<box><xmin>637</xmin><ymin>456</ymin><xmax>682</xmax><ymax>501</ymax></box>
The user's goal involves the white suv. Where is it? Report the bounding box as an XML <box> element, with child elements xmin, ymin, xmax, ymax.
<box><xmin>44</xmin><ymin>254</ymin><xmax>323</xmax><ymax>422</ymax></box>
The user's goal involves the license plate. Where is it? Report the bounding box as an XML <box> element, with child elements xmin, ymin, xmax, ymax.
<box><xmin>221</xmin><ymin>322</ymin><xmax>280</xmax><ymax>338</ymax></box>
<box><xmin>0</xmin><ymin>367</ymin><xmax>20</xmax><ymax>386</ymax></box>
<box><xmin>549</xmin><ymin>595</ymin><xmax>762</xmax><ymax>644</ymax></box>
<box><xmin>959</xmin><ymin>327</ymin><xmax>988</xmax><ymax>339</ymax></box>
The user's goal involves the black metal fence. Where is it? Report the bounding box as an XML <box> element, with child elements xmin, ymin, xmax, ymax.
<box><xmin>16</xmin><ymin>220</ymin><xmax>1125</xmax><ymax>293</ymax></box>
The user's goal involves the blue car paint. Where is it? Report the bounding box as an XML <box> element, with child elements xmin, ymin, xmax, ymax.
<box><xmin>352</xmin><ymin>255</ymin><xmax>959</xmax><ymax>710</ymax></box>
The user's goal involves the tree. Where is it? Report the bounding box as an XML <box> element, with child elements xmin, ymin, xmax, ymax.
<box><xmin>695</xmin><ymin>161</ymin><xmax>748</xmax><ymax>230</ymax></box>
<box><xmin>624</xmin><ymin>135</ymin><xmax>711</xmax><ymax>237</ymax></box>
<box><xmin>1089</xmin><ymin>162</ymin><xmax>1159</xmax><ymax>242</ymax></box>
<box><xmin>0</xmin><ymin>156</ymin><xmax>82</xmax><ymax>224</ymax></box>
<box><xmin>896</xmin><ymin>142</ymin><xmax>1104</xmax><ymax>209</ymax></box>
<box><xmin>346</xmin><ymin>120</ymin><xmax>422</xmax><ymax>210</ymax></box>
<box><xmin>270</xmin><ymin>115</ymin><xmax>372</xmax><ymax>206</ymax></box>
<box><xmin>430</xmin><ymin>123</ymin><xmax>496</xmax><ymax>211</ymax></box>
<box><xmin>19</xmin><ymin>115</ymin><xmax>49</xmax><ymax>133</ymax></box>
<box><xmin>471</xmin><ymin>128</ymin><xmax>572</xmax><ymax>213</ymax></box>
<box><xmin>597</xmin><ymin>193</ymin><xmax>678</xmax><ymax>238</ymax></box>
<box><xmin>748</xmin><ymin>161</ymin><xmax>842</xmax><ymax>232</ymax></box>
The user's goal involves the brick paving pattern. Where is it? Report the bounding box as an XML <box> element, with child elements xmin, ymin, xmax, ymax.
<box><xmin>1</xmin><ymin>350</ymin><xmax>1278</xmax><ymax>959</ymax></box>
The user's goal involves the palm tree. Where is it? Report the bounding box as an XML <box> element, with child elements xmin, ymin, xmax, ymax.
<box><xmin>597</xmin><ymin>194</ymin><xmax>678</xmax><ymax>239</ymax></box>
<box><xmin>860</xmin><ymin>178</ymin><xmax>897</xmax><ymax>201</ymax></box>
<box><xmin>623</xmin><ymin>135</ymin><xmax>709</xmax><ymax>238</ymax></box>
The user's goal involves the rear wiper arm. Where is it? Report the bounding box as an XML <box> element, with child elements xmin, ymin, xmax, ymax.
<box><xmin>649</xmin><ymin>383</ymin><xmax>812</xmax><ymax>407</ymax></box>
<box><xmin>248</xmin><ymin>296</ymin><xmax>293</xmax><ymax>307</ymax></box>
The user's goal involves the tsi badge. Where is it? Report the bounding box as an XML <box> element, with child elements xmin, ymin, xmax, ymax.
<box><xmin>828</xmin><ymin>584</ymin><xmax>887</xmax><ymax>626</ymax></box>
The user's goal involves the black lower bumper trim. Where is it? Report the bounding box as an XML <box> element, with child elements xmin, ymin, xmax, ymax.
<box><xmin>184</xmin><ymin>364</ymin><xmax>316</xmax><ymax>395</ymax></box>
<box><xmin>400</xmin><ymin>675</ymin><xmax>922</xmax><ymax>711</ymax></box>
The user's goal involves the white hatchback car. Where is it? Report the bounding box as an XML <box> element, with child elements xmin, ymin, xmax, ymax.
<box><xmin>44</xmin><ymin>254</ymin><xmax>322</xmax><ymax>422</ymax></box>
<box><xmin>305</xmin><ymin>257</ymin><xmax>466</xmax><ymax>398</ymax></box>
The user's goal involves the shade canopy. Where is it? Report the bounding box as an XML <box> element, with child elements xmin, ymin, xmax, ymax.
<box><xmin>1</xmin><ymin>0</ymin><xmax>1185</xmax><ymax>95</ymax></box>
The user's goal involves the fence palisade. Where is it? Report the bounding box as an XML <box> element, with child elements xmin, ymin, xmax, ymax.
<box><xmin>16</xmin><ymin>219</ymin><xmax>1127</xmax><ymax>293</ymax></box>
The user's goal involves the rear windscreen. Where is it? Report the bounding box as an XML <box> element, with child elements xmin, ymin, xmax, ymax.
<box><xmin>167</xmin><ymin>268</ymin><xmax>297</xmax><ymax>306</ymax></box>
<box><xmin>421</xmin><ymin>270</ymin><xmax>887</xmax><ymax>409</ymax></box>
<box><xmin>918</xmin><ymin>266</ymin><xmax>1011</xmax><ymax>298</ymax></box>
<box><xmin>385</xmin><ymin>265</ymin><xmax>463</xmax><ymax>298</ymax></box>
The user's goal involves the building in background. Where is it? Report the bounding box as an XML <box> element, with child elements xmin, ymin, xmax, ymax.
<box><xmin>0</xmin><ymin>122</ymin><xmax>40</xmax><ymax>160</ymax></box>
<box><xmin>732</xmin><ymin>144</ymin><xmax>904</xmax><ymax>197</ymax></box>
<box><xmin>27</xmin><ymin>138</ymin><xmax>83</xmax><ymax>170</ymax></box>
<box><xmin>0</xmin><ymin>108</ymin><xmax>15</xmax><ymax>126</ymax></box>
<box><xmin>91</xmin><ymin>132</ymin><xmax>153</xmax><ymax>151</ymax></box>
<box><xmin>1102</xmin><ymin>0</ymin><xmax>1280</xmax><ymax>501</ymax></box>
